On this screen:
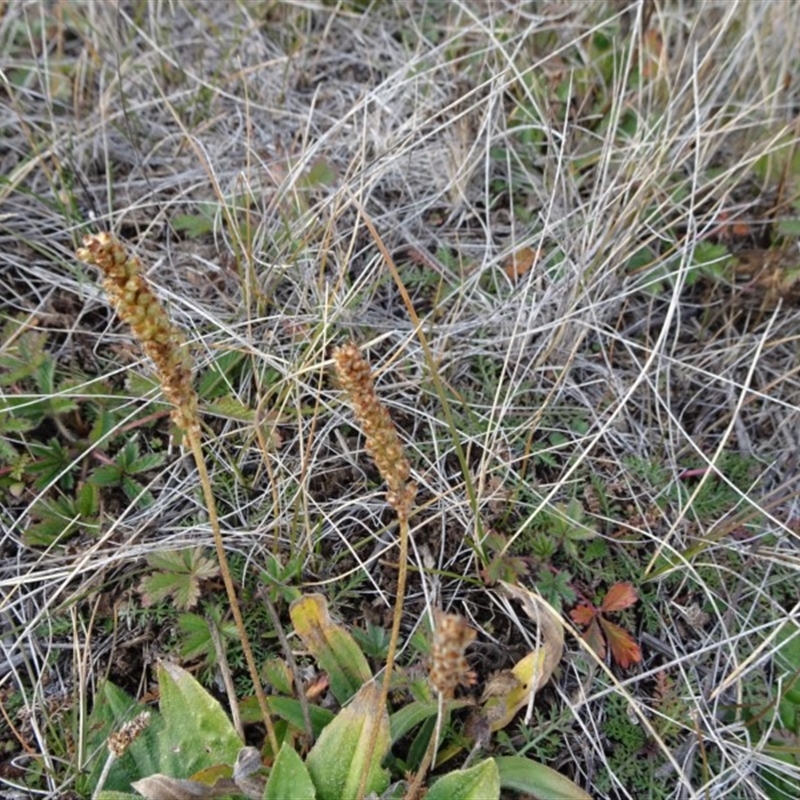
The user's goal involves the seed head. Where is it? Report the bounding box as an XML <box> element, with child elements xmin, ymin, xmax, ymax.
<box><xmin>333</xmin><ymin>343</ymin><xmax>415</xmax><ymax>519</ymax></box>
<box><xmin>77</xmin><ymin>232</ymin><xmax>198</xmax><ymax>436</ymax></box>
<box><xmin>428</xmin><ymin>610</ymin><xmax>477</xmax><ymax>698</ymax></box>
<box><xmin>107</xmin><ymin>711</ymin><xmax>150</xmax><ymax>757</ymax></box>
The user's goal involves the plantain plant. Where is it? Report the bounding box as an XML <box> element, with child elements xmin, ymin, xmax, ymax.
<box><xmin>75</xmin><ymin>234</ymin><xmax>589</xmax><ymax>800</ymax></box>
<box><xmin>90</xmin><ymin>591</ymin><xmax>588</xmax><ymax>800</ymax></box>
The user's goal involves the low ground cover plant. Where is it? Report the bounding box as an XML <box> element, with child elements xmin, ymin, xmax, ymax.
<box><xmin>1</xmin><ymin>1</ymin><xmax>800</xmax><ymax>798</ymax></box>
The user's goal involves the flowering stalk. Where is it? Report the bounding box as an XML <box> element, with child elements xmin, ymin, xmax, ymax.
<box><xmin>77</xmin><ymin>233</ymin><xmax>278</xmax><ymax>754</ymax></box>
<box><xmin>93</xmin><ymin>712</ymin><xmax>150</xmax><ymax>799</ymax></box>
<box><xmin>406</xmin><ymin>612</ymin><xmax>477</xmax><ymax>799</ymax></box>
<box><xmin>333</xmin><ymin>343</ymin><xmax>416</xmax><ymax>799</ymax></box>
<box><xmin>333</xmin><ymin>343</ymin><xmax>416</xmax><ymax>521</ymax></box>
<box><xmin>428</xmin><ymin>610</ymin><xmax>477</xmax><ymax>699</ymax></box>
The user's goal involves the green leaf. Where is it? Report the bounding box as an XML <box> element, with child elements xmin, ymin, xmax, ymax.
<box><xmin>156</xmin><ymin>662</ymin><xmax>242</xmax><ymax>773</ymax></box>
<box><xmin>198</xmin><ymin>350</ymin><xmax>247</xmax><ymax>400</ymax></box>
<box><xmin>0</xmin><ymin>414</ymin><xmax>34</xmax><ymax>436</ymax></box>
<box><xmin>624</xmin><ymin>245</ymin><xmax>657</xmax><ymax>273</ymax></box>
<box><xmin>751</xmin><ymin>131</ymin><xmax>800</xmax><ymax>184</ymax></box>
<box><xmin>91</xmin><ymin>464</ymin><xmax>124</xmax><ymax>486</ymax></box>
<box><xmin>426</xmin><ymin>758</ymin><xmax>500</xmax><ymax>800</ymax></box>
<box><xmin>116</xmin><ymin>441</ymin><xmax>138</xmax><ymax>468</ymax></box>
<box><xmin>264</xmin><ymin>743</ymin><xmax>316</xmax><ymax>800</ymax></box>
<box><xmin>775</xmin><ymin>622</ymin><xmax>800</xmax><ymax>708</ymax></box>
<box><xmin>300</xmin><ymin>157</ymin><xmax>337</xmax><ymax>188</ymax></box>
<box><xmin>263</xmin><ymin>658</ymin><xmax>294</xmax><ymax>697</ymax></box>
<box><xmin>140</xmin><ymin>549</ymin><xmax>220</xmax><ymax>610</ymax></box>
<box><xmin>26</xmin><ymin>437</ymin><xmax>74</xmax><ymax>490</ymax></box>
<box><xmin>24</xmin><ymin>487</ymin><xmax>100</xmax><ymax>546</ymax></box>
<box><xmin>305</xmin><ymin>681</ymin><xmax>390</xmax><ymax>800</ymax></box>
<box><xmin>128</xmin><ymin>451</ymin><xmax>166</xmax><ymax>473</ymax></box>
<box><xmin>173</xmin><ymin>212</ymin><xmax>215</xmax><ymax>239</ymax></box>
<box><xmin>75</xmin><ymin>482</ymin><xmax>99</xmax><ymax>516</ymax></box>
<box><xmin>121</xmin><ymin>474</ymin><xmax>153</xmax><ymax>507</ymax></box>
<box><xmin>390</xmin><ymin>700</ymin><xmax>441</xmax><ymax>743</ymax></box>
<box><xmin>24</xmin><ymin>512</ymin><xmax>76</xmax><ymax>546</ymax></box>
<box><xmin>204</xmin><ymin>395</ymin><xmax>256</xmax><ymax>423</ymax></box>
<box><xmin>390</xmin><ymin>698</ymin><xmax>471</xmax><ymax>744</ymax></box>
<box><xmin>95</xmin><ymin>675</ymin><xmax>241</xmax><ymax>797</ymax></box>
<box><xmin>777</xmin><ymin>219</ymin><xmax>800</xmax><ymax>237</ymax></box>
<box><xmin>289</xmin><ymin>594</ymin><xmax>372</xmax><ymax>704</ymax></box>
<box><xmin>260</xmin><ymin>555</ymin><xmax>303</xmax><ymax>604</ymax></box>
<box><xmin>350</xmin><ymin>620</ymin><xmax>391</xmax><ymax>660</ymax></box>
<box><xmin>0</xmin><ymin>321</ymin><xmax>48</xmax><ymax>385</ymax></box>
<box><xmin>495</xmin><ymin>755</ymin><xmax>592</xmax><ymax>799</ymax></box>
<box><xmin>691</xmin><ymin>241</ymin><xmax>734</xmax><ymax>282</ymax></box>
<box><xmin>146</xmin><ymin>548</ymin><xmax>217</xmax><ymax>575</ymax></box>
<box><xmin>34</xmin><ymin>353</ymin><xmax>56</xmax><ymax>393</ymax></box>
<box><xmin>82</xmin><ymin>681</ymin><xmax>145</xmax><ymax>793</ymax></box>
<box><xmin>89</xmin><ymin>407</ymin><xmax>118</xmax><ymax>444</ymax></box>
<box><xmin>176</xmin><ymin>620</ymin><xmax>211</xmax><ymax>661</ymax></box>
<box><xmin>262</xmin><ymin>695</ymin><xmax>335</xmax><ymax>738</ymax></box>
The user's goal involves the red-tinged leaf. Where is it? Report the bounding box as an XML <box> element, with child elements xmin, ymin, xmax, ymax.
<box><xmin>569</xmin><ymin>604</ymin><xmax>597</xmax><ymax>626</ymax></box>
<box><xmin>503</xmin><ymin>246</ymin><xmax>542</xmax><ymax>281</ymax></box>
<box><xmin>598</xmin><ymin>618</ymin><xmax>642</xmax><ymax>669</ymax></box>
<box><xmin>581</xmin><ymin>618</ymin><xmax>606</xmax><ymax>661</ymax></box>
<box><xmin>600</xmin><ymin>582</ymin><xmax>638</xmax><ymax>613</ymax></box>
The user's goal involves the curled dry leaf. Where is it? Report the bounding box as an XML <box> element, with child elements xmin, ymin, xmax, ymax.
<box><xmin>498</xmin><ymin>580</ymin><xmax>564</xmax><ymax>682</ymax></box>
<box><xmin>480</xmin><ymin>648</ymin><xmax>547</xmax><ymax>732</ymax></box>
<box><xmin>131</xmin><ymin>774</ymin><xmax>240</xmax><ymax>799</ymax></box>
<box><xmin>475</xmin><ymin>581</ymin><xmax>565</xmax><ymax>730</ymax></box>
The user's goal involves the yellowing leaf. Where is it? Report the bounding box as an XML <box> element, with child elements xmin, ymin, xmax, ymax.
<box><xmin>481</xmin><ymin>648</ymin><xmax>548</xmax><ymax>732</ymax></box>
<box><xmin>131</xmin><ymin>773</ymin><xmax>237</xmax><ymax>799</ymax></box>
<box><xmin>498</xmin><ymin>581</ymin><xmax>564</xmax><ymax>680</ymax></box>
<box><xmin>289</xmin><ymin>594</ymin><xmax>372</xmax><ymax>704</ymax></box>
<box><xmin>479</xmin><ymin>583</ymin><xmax>565</xmax><ymax>731</ymax></box>
<box><xmin>305</xmin><ymin>681</ymin><xmax>390</xmax><ymax>800</ymax></box>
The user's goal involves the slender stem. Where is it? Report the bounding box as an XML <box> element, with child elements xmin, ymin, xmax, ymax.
<box><xmin>356</xmin><ymin>512</ymin><xmax>410</xmax><ymax>800</ymax></box>
<box><xmin>209</xmin><ymin>616</ymin><xmax>244</xmax><ymax>740</ymax></box>
<box><xmin>403</xmin><ymin>693</ymin><xmax>443</xmax><ymax>800</ymax></box>
<box><xmin>379</xmin><ymin>513</ymin><xmax>409</xmax><ymax>712</ymax></box>
<box><xmin>261</xmin><ymin>586</ymin><xmax>314</xmax><ymax>743</ymax></box>
<box><xmin>186</xmin><ymin>431</ymin><xmax>279</xmax><ymax>755</ymax></box>
<box><xmin>91</xmin><ymin>752</ymin><xmax>116</xmax><ymax>800</ymax></box>
<box><xmin>75</xmin><ymin>233</ymin><xmax>279</xmax><ymax>755</ymax></box>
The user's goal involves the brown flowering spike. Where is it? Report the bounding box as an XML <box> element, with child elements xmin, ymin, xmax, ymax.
<box><xmin>76</xmin><ymin>232</ymin><xmax>198</xmax><ymax>435</ymax></box>
<box><xmin>78</xmin><ymin>234</ymin><xmax>279</xmax><ymax>752</ymax></box>
<box><xmin>429</xmin><ymin>610</ymin><xmax>477</xmax><ymax>699</ymax></box>
<box><xmin>333</xmin><ymin>343</ymin><xmax>415</xmax><ymax>519</ymax></box>
<box><xmin>107</xmin><ymin>711</ymin><xmax>150</xmax><ymax>757</ymax></box>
